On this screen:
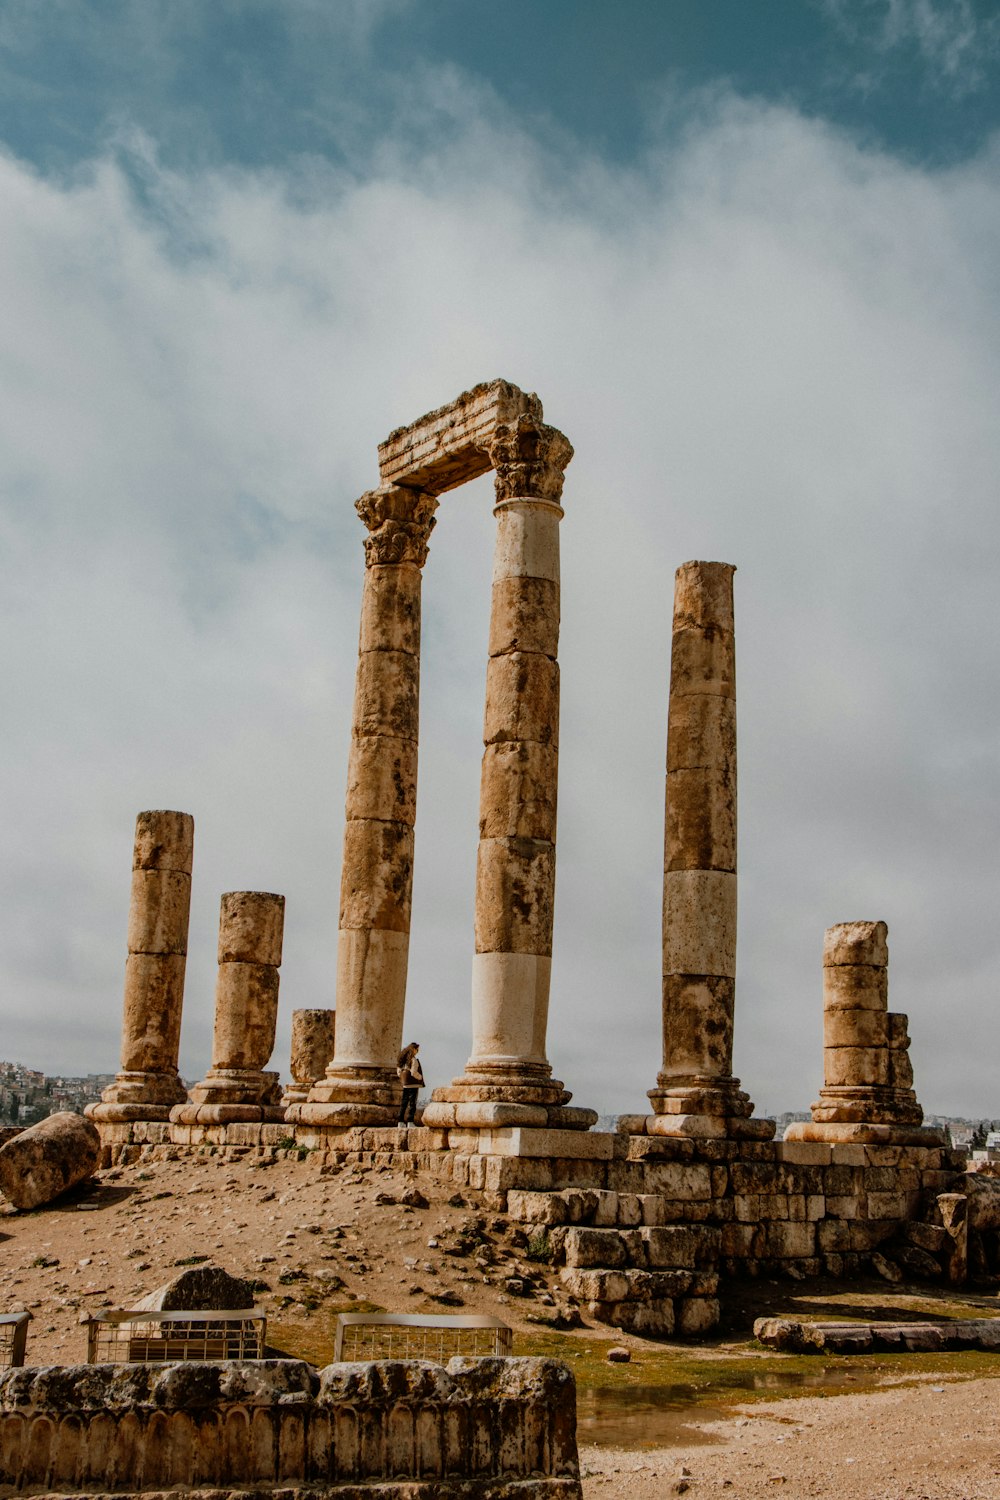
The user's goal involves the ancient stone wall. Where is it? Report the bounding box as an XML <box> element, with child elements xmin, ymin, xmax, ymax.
<box><xmin>0</xmin><ymin>1356</ymin><xmax>580</xmax><ymax>1498</ymax></box>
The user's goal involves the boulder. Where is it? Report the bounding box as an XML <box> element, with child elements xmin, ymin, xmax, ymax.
<box><xmin>132</xmin><ymin>1264</ymin><xmax>254</xmax><ymax>1313</ymax></box>
<box><xmin>0</xmin><ymin>1112</ymin><xmax>100</xmax><ymax>1210</ymax></box>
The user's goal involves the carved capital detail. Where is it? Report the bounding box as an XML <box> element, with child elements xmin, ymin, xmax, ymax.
<box><xmin>356</xmin><ymin>486</ymin><xmax>439</xmax><ymax>568</ymax></box>
<box><xmin>488</xmin><ymin>418</ymin><xmax>574</xmax><ymax>505</ymax></box>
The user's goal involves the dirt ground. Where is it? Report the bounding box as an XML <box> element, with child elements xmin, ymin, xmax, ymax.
<box><xmin>4</xmin><ymin>1151</ymin><xmax>1000</xmax><ymax>1499</ymax></box>
<box><xmin>583</xmin><ymin>1376</ymin><xmax>1000</xmax><ymax>1499</ymax></box>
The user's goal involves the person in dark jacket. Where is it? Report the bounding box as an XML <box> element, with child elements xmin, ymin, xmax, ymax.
<box><xmin>397</xmin><ymin>1042</ymin><xmax>424</xmax><ymax>1125</ymax></box>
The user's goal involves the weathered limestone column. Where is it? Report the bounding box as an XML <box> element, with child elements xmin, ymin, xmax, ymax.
<box><xmin>88</xmin><ymin>810</ymin><xmax>193</xmax><ymax>1124</ymax></box>
<box><xmin>645</xmin><ymin>563</ymin><xmax>772</xmax><ymax>1140</ymax></box>
<box><xmin>425</xmin><ymin>416</ymin><xmax>594</xmax><ymax>1131</ymax></box>
<box><xmin>289</xmin><ymin>485</ymin><xmax>438</xmax><ymax>1127</ymax></box>
<box><xmin>282</xmin><ymin>1009</ymin><xmax>337</xmax><ymax>1106</ymax></box>
<box><xmin>172</xmin><ymin>892</ymin><xmax>285</xmax><ymax>1124</ymax></box>
<box><xmin>786</xmin><ymin>920</ymin><xmax>944</xmax><ymax>1145</ymax></box>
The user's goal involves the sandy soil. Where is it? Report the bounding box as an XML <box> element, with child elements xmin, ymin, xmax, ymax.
<box><xmin>584</xmin><ymin>1376</ymin><xmax>1000</xmax><ymax>1499</ymax></box>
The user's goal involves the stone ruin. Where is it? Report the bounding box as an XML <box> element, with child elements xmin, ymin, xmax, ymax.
<box><xmin>80</xmin><ymin>378</ymin><xmax>970</xmax><ymax>1338</ymax></box>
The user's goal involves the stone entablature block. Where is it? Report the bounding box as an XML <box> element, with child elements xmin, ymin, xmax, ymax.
<box><xmin>377</xmin><ymin>380</ymin><xmax>543</xmax><ymax>494</ymax></box>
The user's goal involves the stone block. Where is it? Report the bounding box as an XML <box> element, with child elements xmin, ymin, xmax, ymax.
<box><xmin>642</xmin><ymin>1226</ymin><xmax>714</xmax><ymax>1269</ymax></box>
<box><xmin>474</xmin><ymin>836</ymin><xmax>555</xmax><ymax>956</ymax></box>
<box><xmin>667</xmin><ymin>692</ymin><xmax>736</xmax><ymax>773</ymax></box>
<box><xmin>616</xmin><ymin>1194</ymin><xmax>643</xmax><ymax>1226</ymax></box>
<box><xmin>677</xmin><ymin>1295</ymin><xmax>721</xmax><ymax>1335</ymax></box>
<box><xmin>339</xmin><ymin>819</ymin><xmax>414</xmax><ymax>931</ymax></box>
<box><xmin>906</xmin><ymin>1221</ymin><xmax>949</xmax><ymax>1254</ymax></box>
<box><xmin>483</xmin><ymin>652</ymin><xmax>559</xmax><ymax>748</ymax></box>
<box><xmin>560</xmin><ymin>1268</ymin><xmax>631</xmax><ymax>1302</ymax></box>
<box><xmin>472</xmin><ymin>1128</ymin><xmax>616</xmax><ymax>1160</ymax></box>
<box><xmin>506</xmin><ymin>1190</ymin><xmax>566</xmax><ymax>1225</ymax></box>
<box><xmin>478</xmin><ymin>740</ymin><xmax>559</xmax><ymax>842</ymax></box>
<box><xmin>760</xmin><ymin>1221</ymin><xmax>815</xmax><ymax>1258</ymax></box>
<box><xmin>890</xmin><ymin>1052</ymin><xmax>914</xmax><ymax>1089</ymax></box>
<box><xmin>665</xmin><ymin>768</ymin><xmax>736</xmax><ymax>873</ymax></box>
<box><xmin>734</xmin><ymin>1194</ymin><xmax>761</xmax><ymax>1222</ymax></box>
<box><xmin>345</xmin><ymin>732</ymin><xmax>418</xmax><ymax>824</ymax></box>
<box><xmin>822</xmin><ymin>964</ymin><xmax>888</xmax><ymax>1011</ymax></box>
<box><xmin>218</xmin><ymin>891</ymin><xmax>284</xmax><ymax>967</ymax></box>
<box><xmin>563</xmin><ymin>1227</ymin><xmax>628</xmax><ymax>1269</ymax></box>
<box><xmin>590</xmin><ymin>1299</ymin><xmax>676</xmax><ymax>1336</ymax></box>
<box><xmin>662</xmin><ymin>869</ymin><xmax>736</xmax><ymax>977</ymax></box>
<box><xmin>561</xmin><ymin>1189</ymin><xmax>600</xmax><ymax>1223</ymax></box>
<box><xmin>127</xmin><ymin>869</ymin><xmax>192</xmax><ymax>956</ymax></box>
<box><xmin>640</xmin><ymin>1161</ymin><xmax>713</xmax><ymax>1199</ymax></box>
<box><xmin>0</xmin><ymin>1111</ymin><xmax>100</xmax><ymax>1210</ymax></box>
<box><xmin>824</xmin><ymin>1046</ymin><xmax>890</xmax><ymax>1088</ymax></box>
<box><xmin>825</xmin><ymin>1194</ymin><xmax>865</xmax><ymax>1219</ymax></box>
<box><xmin>133</xmin><ymin>810</ymin><xmax>194</xmax><ymax>873</ymax></box>
<box><xmin>670</xmin><ymin>624</ymin><xmax>735</xmax><ymax>699</ymax></box>
<box><xmin>823</xmin><ymin>920</ymin><xmax>889</xmax><ymax>967</ymax></box>
<box><xmin>824</xmin><ymin>1009</ymin><xmax>891</xmax><ymax>1049</ymax></box>
<box><xmin>807</xmin><ymin>1195</ymin><xmax>826</xmax><ymax>1221</ymax></box>
<box><xmin>849</xmin><ymin>1219</ymin><xmax>898</xmax><ymax>1251</ymax></box>
<box><xmin>354</xmin><ymin>648</ymin><xmax>419</xmax><ymax>741</ymax></box>
<box><xmin>721</xmin><ymin>1222</ymin><xmax>760</xmax><ymax>1258</ymax></box>
<box><xmin>830</xmin><ymin>1143</ymin><xmax>868</xmax><ymax>1166</ymax></box>
<box><xmin>592</xmin><ymin>1191</ymin><xmax>620</xmax><ymax>1226</ymax></box>
<box><xmin>868</xmin><ymin>1190</ymin><xmax>919</xmax><ymax>1220</ymax></box>
<box><xmin>488</xmin><ymin>575</ymin><xmax>560</xmax><ymax>658</ymax></box>
<box><xmin>661</xmin><ymin>974</ymin><xmax>734</xmax><ymax>1075</ymax></box>
<box><xmin>359</xmin><ymin>560</ymin><xmax>422</xmax><ymax>654</ymax></box>
<box><xmin>777</xmin><ymin>1140</ymin><xmax>833</xmax><ymax>1166</ymax></box>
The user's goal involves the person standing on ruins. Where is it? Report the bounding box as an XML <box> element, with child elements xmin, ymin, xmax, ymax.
<box><xmin>397</xmin><ymin>1042</ymin><xmax>424</xmax><ymax>1125</ymax></box>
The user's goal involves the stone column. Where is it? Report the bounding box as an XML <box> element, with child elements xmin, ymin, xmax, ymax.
<box><xmin>88</xmin><ymin>810</ymin><xmax>193</xmax><ymax>1123</ymax></box>
<box><xmin>282</xmin><ymin>1009</ymin><xmax>337</xmax><ymax>1106</ymax></box>
<box><xmin>646</xmin><ymin>563</ymin><xmax>771</xmax><ymax>1140</ymax></box>
<box><xmin>426</xmin><ymin>417</ymin><xmax>594</xmax><ymax>1131</ymax></box>
<box><xmin>289</xmin><ymin>485</ymin><xmax>438</xmax><ymax>1127</ymax></box>
<box><xmin>173</xmin><ymin>892</ymin><xmax>285</xmax><ymax>1124</ymax></box>
<box><xmin>786</xmin><ymin>920</ymin><xmax>943</xmax><ymax>1145</ymax></box>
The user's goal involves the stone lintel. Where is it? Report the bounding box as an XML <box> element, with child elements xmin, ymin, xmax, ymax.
<box><xmin>377</xmin><ymin>380</ymin><xmax>542</xmax><ymax>494</ymax></box>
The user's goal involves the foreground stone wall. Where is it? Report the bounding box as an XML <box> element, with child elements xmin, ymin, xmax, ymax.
<box><xmin>0</xmin><ymin>1357</ymin><xmax>580</xmax><ymax>1498</ymax></box>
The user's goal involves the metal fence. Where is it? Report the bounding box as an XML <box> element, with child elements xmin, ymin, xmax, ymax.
<box><xmin>333</xmin><ymin>1312</ymin><xmax>512</xmax><ymax>1363</ymax></box>
<box><xmin>84</xmin><ymin>1308</ymin><xmax>267</xmax><ymax>1364</ymax></box>
<box><xmin>0</xmin><ymin>1313</ymin><xmax>30</xmax><ymax>1368</ymax></box>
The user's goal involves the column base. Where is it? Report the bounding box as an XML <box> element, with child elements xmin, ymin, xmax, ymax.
<box><xmin>169</xmin><ymin>1103</ymin><xmax>287</xmax><ymax>1125</ymax></box>
<box><xmin>181</xmin><ymin>1068</ymin><xmax>282</xmax><ymax>1108</ymax></box>
<box><xmin>808</xmin><ymin>1085</ymin><xmax>924</xmax><ymax>1126</ymax></box>
<box><xmin>283</xmin><ymin>1066</ymin><xmax>402</xmax><ymax>1128</ymax></box>
<box><xmin>280</xmin><ymin>1083</ymin><xmax>314</xmax><ymax>1107</ymax></box>
<box><xmin>86</xmin><ymin>1069</ymin><xmax>186</xmax><ymax>1123</ymax></box>
<box><xmin>645</xmin><ymin>1076</ymin><xmax>775</xmax><ymax>1140</ymax></box>
<box><xmin>423</xmin><ymin>1062</ymin><xmax>591</xmax><ymax>1130</ymax></box>
<box><xmin>785</xmin><ymin>1120</ymin><xmax>946</xmax><ymax>1147</ymax></box>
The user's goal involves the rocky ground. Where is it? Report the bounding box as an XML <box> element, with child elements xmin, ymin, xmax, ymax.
<box><xmin>4</xmin><ymin>1150</ymin><xmax>1000</xmax><ymax>1499</ymax></box>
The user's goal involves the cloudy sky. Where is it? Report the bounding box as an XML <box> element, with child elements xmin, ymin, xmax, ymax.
<box><xmin>1</xmin><ymin>1</ymin><xmax>998</xmax><ymax>1120</ymax></box>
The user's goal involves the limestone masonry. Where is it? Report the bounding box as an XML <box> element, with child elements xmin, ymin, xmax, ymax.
<box><xmin>83</xmin><ymin>380</ymin><xmax>969</xmax><ymax>1339</ymax></box>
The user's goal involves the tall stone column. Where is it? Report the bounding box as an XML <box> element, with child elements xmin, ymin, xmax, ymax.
<box><xmin>173</xmin><ymin>892</ymin><xmax>285</xmax><ymax>1125</ymax></box>
<box><xmin>290</xmin><ymin>485</ymin><xmax>437</xmax><ymax>1127</ymax></box>
<box><xmin>88</xmin><ymin>810</ymin><xmax>193</xmax><ymax>1124</ymax></box>
<box><xmin>282</xmin><ymin>1009</ymin><xmax>337</xmax><ymax>1106</ymax></box>
<box><xmin>646</xmin><ymin>563</ymin><xmax>772</xmax><ymax>1140</ymax></box>
<box><xmin>425</xmin><ymin>417</ymin><xmax>593</xmax><ymax>1131</ymax></box>
<box><xmin>786</xmin><ymin>920</ymin><xmax>944</xmax><ymax>1146</ymax></box>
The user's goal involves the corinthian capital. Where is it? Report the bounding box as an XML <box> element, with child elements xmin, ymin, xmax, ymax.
<box><xmin>355</xmin><ymin>485</ymin><xmax>439</xmax><ymax>568</ymax></box>
<box><xmin>488</xmin><ymin>417</ymin><xmax>574</xmax><ymax>505</ymax></box>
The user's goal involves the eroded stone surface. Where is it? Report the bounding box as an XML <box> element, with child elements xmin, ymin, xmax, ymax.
<box><xmin>0</xmin><ymin>1111</ymin><xmax>100</xmax><ymax>1210</ymax></box>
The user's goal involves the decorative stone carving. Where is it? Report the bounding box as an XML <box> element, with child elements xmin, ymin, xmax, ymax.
<box><xmin>357</xmin><ymin>485</ymin><xmax>438</xmax><ymax>568</ymax></box>
<box><xmin>488</xmin><ymin>416</ymin><xmax>574</xmax><ymax>505</ymax></box>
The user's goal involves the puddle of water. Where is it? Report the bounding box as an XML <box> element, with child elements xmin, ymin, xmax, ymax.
<box><xmin>578</xmin><ymin>1368</ymin><xmax>864</xmax><ymax>1449</ymax></box>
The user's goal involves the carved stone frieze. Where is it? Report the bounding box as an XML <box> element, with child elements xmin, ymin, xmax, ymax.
<box><xmin>356</xmin><ymin>485</ymin><xmax>439</xmax><ymax>568</ymax></box>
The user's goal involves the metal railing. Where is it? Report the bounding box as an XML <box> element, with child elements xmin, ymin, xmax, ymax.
<box><xmin>84</xmin><ymin>1308</ymin><xmax>267</xmax><ymax>1364</ymax></box>
<box><xmin>0</xmin><ymin>1312</ymin><xmax>30</xmax><ymax>1368</ymax></box>
<box><xmin>334</xmin><ymin>1312</ymin><xmax>512</xmax><ymax>1363</ymax></box>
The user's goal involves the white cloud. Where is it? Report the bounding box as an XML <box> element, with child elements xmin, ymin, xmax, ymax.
<box><xmin>1</xmin><ymin>88</ymin><xmax>998</xmax><ymax>1120</ymax></box>
<box><xmin>822</xmin><ymin>0</ymin><xmax>1000</xmax><ymax>94</ymax></box>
